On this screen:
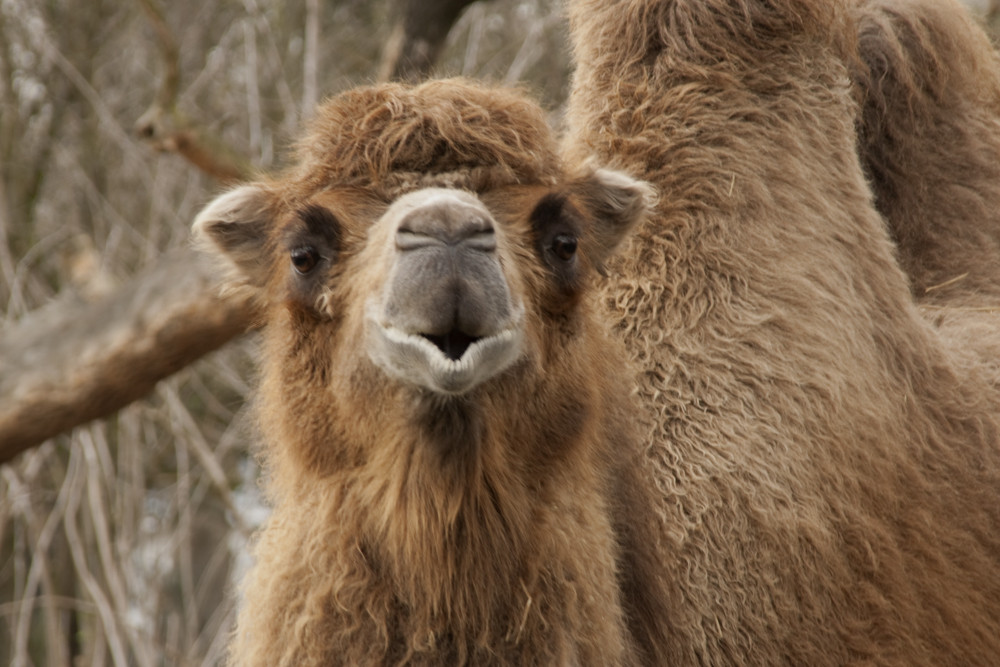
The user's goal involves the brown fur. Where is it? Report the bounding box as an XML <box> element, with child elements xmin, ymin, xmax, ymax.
<box><xmin>853</xmin><ymin>0</ymin><xmax>1000</xmax><ymax>383</ymax></box>
<box><xmin>287</xmin><ymin>79</ymin><xmax>563</xmax><ymax>200</ymax></box>
<box><xmin>195</xmin><ymin>79</ymin><xmax>664</xmax><ymax>665</ymax></box>
<box><xmin>195</xmin><ymin>2</ymin><xmax>1000</xmax><ymax>663</ymax></box>
<box><xmin>856</xmin><ymin>0</ymin><xmax>1000</xmax><ymax>304</ymax></box>
<box><xmin>565</xmin><ymin>0</ymin><xmax>1000</xmax><ymax>664</ymax></box>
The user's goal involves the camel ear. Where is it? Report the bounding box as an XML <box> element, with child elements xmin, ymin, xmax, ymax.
<box><xmin>571</xmin><ymin>168</ymin><xmax>655</xmax><ymax>272</ymax></box>
<box><xmin>192</xmin><ymin>184</ymin><xmax>274</xmax><ymax>289</ymax></box>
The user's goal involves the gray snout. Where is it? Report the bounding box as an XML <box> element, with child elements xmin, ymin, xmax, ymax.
<box><xmin>367</xmin><ymin>188</ymin><xmax>525</xmax><ymax>393</ymax></box>
<box><xmin>381</xmin><ymin>191</ymin><xmax>516</xmax><ymax>357</ymax></box>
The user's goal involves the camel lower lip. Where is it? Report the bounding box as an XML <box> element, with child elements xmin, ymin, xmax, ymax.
<box><xmin>366</xmin><ymin>305</ymin><xmax>524</xmax><ymax>395</ymax></box>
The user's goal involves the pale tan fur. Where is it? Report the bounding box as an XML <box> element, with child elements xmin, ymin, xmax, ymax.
<box><xmin>856</xmin><ymin>0</ymin><xmax>1000</xmax><ymax>304</ymax></box>
<box><xmin>565</xmin><ymin>0</ymin><xmax>1000</xmax><ymax>664</ymax></box>
<box><xmin>854</xmin><ymin>0</ymin><xmax>1000</xmax><ymax>383</ymax></box>
<box><xmin>194</xmin><ymin>1</ymin><xmax>1000</xmax><ymax>664</ymax></box>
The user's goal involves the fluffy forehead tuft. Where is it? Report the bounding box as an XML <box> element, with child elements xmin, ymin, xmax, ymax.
<box><xmin>288</xmin><ymin>78</ymin><xmax>563</xmax><ymax>195</ymax></box>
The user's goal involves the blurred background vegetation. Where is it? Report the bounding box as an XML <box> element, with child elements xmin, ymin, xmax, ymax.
<box><xmin>0</xmin><ymin>0</ymin><xmax>997</xmax><ymax>665</ymax></box>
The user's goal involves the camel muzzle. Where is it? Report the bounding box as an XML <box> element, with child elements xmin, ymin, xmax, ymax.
<box><xmin>365</xmin><ymin>188</ymin><xmax>525</xmax><ymax>395</ymax></box>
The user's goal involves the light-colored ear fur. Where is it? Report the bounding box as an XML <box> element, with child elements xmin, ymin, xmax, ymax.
<box><xmin>192</xmin><ymin>184</ymin><xmax>275</xmax><ymax>290</ymax></box>
<box><xmin>572</xmin><ymin>167</ymin><xmax>657</xmax><ymax>273</ymax></box>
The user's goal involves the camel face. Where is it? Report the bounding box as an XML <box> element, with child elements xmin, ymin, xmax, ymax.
<box><xmin>195</xmin><ymin>164</ymin><xmax>649</xmax><ymax>411</ymax></box>
<box><xmin>192</xmin><ymin>81</ymin><xmax>655</xmax><ymax>408</ymax></box>
<box><xmin>364</xmin><ymin>188</ymin><xmax>525</xmax><ymax>395</ymax></box>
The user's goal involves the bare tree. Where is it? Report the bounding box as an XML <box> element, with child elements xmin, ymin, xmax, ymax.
<box><xmin>0</xmin><ymin>252</ymin><xmax>254</xmax><ymax>463</ymax></box>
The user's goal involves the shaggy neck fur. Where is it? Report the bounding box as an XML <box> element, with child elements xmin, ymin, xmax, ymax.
<box><xmin>231</xmin><ymin>303</ymin><xmax>639</xmax><ymax>666</ymax></box>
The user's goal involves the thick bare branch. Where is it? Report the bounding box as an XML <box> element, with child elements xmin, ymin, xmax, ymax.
<box><xmin>0</xmin><ymin>250</ymin><xmax>254</xmax><ymax>464</ymax></box>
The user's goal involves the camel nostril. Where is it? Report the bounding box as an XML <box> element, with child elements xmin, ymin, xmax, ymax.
<box><xmin>395</xmin><ymin>192</ymin><xmax>498</xmax><ymax>249</ymax></box>
<box><xmin>396</xmin><ymin>226</ymin><xmax>496</xmax><ymax>251</ymax></box>
<box><xmin>422</xmin><ymin>330</ymin><xmax>480</xmax><ymax>361</ymax></box>
<box><xmin>464</xmin><ymin>229</ymin><xmax>496</xmax><ymax>252</ymax></box>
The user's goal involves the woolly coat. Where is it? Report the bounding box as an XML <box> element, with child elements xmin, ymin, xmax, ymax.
<box><xmin>856</xmin><ymin>0</ymin><xmax>1000</xmax><ymax>304</ymax></box>
<box><xmin>564</xmin><ymin>0</ymin><xmax>1000</xmax><ymax>664</ymax></box>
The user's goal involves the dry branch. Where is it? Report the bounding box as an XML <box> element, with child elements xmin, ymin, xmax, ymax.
<box><xmin>134</xmin><ymin>0</ymin><xmax>253</xmax><ymax>183</ymax></box>
<box><xmin>136</xmin><ymin>0</ymin><xmax>180</xmax><ymax>109</ymax></box>
<box><xmin>0</xmin><ymin>250</ymin><xmax>254</xmax><ymax>464</ymax></box>
<box><xmin>134</xmin><ymin>110</ymin><xmax>255</xmax><ymax>185</ymax></box>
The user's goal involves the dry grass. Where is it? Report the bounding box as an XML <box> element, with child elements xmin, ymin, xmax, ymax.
<box><xmin>0</xmin><ymin>351</ymin><xmax>259</xmax><ymax>666</ymax></box>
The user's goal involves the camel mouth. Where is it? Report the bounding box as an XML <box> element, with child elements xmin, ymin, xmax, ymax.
<box><xmin>421</xmin><ymin>330</ymin><xmax>480</xmax><ymax>361</ymax></box>
<box><xmin>365</xmin><ymin>303</ymin><xmax>524</xmax><ymax>395</ymax></box>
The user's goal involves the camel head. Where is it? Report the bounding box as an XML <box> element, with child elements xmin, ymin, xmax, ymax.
<box><xmin>191</xmin><ymin>79</ymin><xmax>652</xmax><ymax>467</ymax></box>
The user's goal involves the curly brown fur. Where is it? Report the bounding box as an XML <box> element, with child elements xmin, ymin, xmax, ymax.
<box><xmin>855</xmin><ymin>0</ymin><xmax>1000</xmax><ymax>305</ymax></box>
<box><xmin>566</xmin><ymin>0</ymin><xmax>1000</xmax><ymax>664</ymax></box>
<box><xmin>287</xmin><ymin>79</ymin><xmax>562</xmax><ymax>199</ymax></box>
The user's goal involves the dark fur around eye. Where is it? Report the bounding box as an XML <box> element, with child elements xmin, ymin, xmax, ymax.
<box><xmin>530</xmin><ymin>194</ymin><xmax>582</xmax><ymax>290</ymax></box>
<box><xmin>531</xmin><ymin>194</ymin><xmax>580</xmax><ymax>270</ymax></box>
<box><xmin>298</xmin><ymin>205</ymin><xmax>342</xmax><ymax>250</ymax></box>
<box><xmin>281</xmin><ymin>205</ymin><xmax>345</xmax><ymax>314</ymax></box>
<box><xmin>283</xmin><ymin>205</ymin><xmax>343</xmax><ymax>275</ymax></box>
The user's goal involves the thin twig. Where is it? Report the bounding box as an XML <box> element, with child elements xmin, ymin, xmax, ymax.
<box><xmin>160</xmin><ymin>384</ymin><xmax>252</xmax><ymax>537</ymax></box>
<box><xmin>241</xmin><ymin>14</ymin><xmax>263</xmax><ymax>159</ymax></box>
<box><xmin>174</xmin><ymin>427</ymin><xmax>200</xmax><ymax>655</ymax></box>
<box><xmin>923</xmin><ymin>272</ymin><xmax>969</xmax><ymax>294</ymax></box>
<box><xmin>919</xmin><ymin>304</ymin><xmax>1000</xmax><ymax>313</ymax></box>
<box><xmin>135</xmin><ymin>0</ymin><xmax>180</xmax><ymax>108</ymax></box>
<box><xmin>38</xmin><ymin>29</ymin><xmax>153</xmax><ymax>189</ymax></box>
<box><xmin>504</xmin><ymin>18</ymin><xmax>544</xmax><ymax>85</ymax></box>
<box><xmin>63</xmin><ymin>443</ymin><xmax>130</xmax><ymax>666</ymax></box>
<box><xmin>10</xmin><ymin>454</ymin><xmax>76</xmax><ymax>667</ymax></box>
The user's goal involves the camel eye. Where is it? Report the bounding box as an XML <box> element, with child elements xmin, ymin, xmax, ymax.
<box><xmin>550</xmin><ymin>234</ymin><xmax>578</xmax><ymax>262</ymax></box>
<box><xmin>291</xmin><ymin>246</ymin><xmax>320</xmax><ymax>274</ymax></box>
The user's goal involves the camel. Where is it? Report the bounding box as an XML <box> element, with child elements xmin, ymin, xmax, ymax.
<box><xmin>564</xmin><ymin>0</ymin><xmax>1000</xmax><ymax>663</ymax></box>
<box><xmin>855</xmin><ymin>0</ymin><xmax>1000</xmax><ymax>384</ymax></box>
<box><xmin>192</xmin><ymin>0</ymin><xmax>1000</xmax><ymax>664</ymax></box>
<box><xmin>193</xmin><ymin>79</ymin><xmax>662</xmax><ymax>665</ymax></box>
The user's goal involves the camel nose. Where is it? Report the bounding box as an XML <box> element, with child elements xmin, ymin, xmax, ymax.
<box><xmin>378</xmin><ymin>189</ymin><xmax>513</xmax><ymax>346</ymax></box>
<box><xmin>395</xmin><ymin>195</ymin><xmax>496</xmax><ymax>252</ymax></box>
